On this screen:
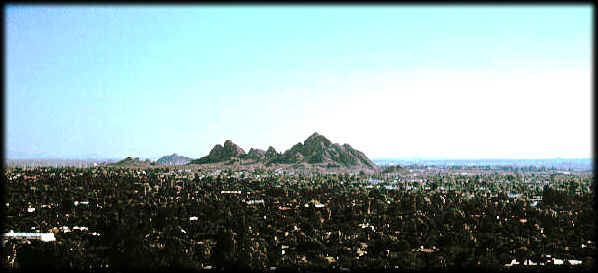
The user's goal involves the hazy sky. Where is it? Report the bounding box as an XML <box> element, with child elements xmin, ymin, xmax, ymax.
<box><xmin>6</xmin><ymin>5</ymin><xmax>592</xmax><ymax>159</ymax></box>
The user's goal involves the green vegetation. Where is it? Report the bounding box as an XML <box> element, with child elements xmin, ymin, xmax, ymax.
<box><xmin>3</xmin><ymin>165</ymin><xmax>594</xmax><ymax>272</ymax></box>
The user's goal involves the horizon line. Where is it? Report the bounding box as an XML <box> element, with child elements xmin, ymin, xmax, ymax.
<box><xmin>5</xmin><ymin>156</ymin><xmax>593</xmax><ymax>161</ymax></box>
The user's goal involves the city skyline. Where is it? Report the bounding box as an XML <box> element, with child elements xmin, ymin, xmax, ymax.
<box><xmin>5</xmin><ymin>5</ymin><xmax>592</xmax><ymax>159</ymax></box>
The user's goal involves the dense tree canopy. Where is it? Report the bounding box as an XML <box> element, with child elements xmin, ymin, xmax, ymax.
<box><xmin>2</xmin><ymin>165</ymin><xmax>594</xmax><ymax>272</ymax></box>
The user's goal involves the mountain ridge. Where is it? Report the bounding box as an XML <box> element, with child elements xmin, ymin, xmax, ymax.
<box><xmin>189</xmin><ymin>132</ymin><xmax>379</xmax><ymax>171</ymax></box>
<box><xmin>156</xmin><ymin>153</ymin><xmax>193</xmax><ymax>166</ymax></box>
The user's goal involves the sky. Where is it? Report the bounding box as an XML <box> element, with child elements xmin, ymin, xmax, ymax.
<box><xmin>5</xmin><ymin>5</ymin><xmax>593</xmax><ymax>160</ymax></box>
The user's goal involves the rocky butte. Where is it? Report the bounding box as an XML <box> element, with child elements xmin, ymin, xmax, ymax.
<box><xmin>188</xmin><ymin>132</ymin><xmax>380</xmax><ymax>172</ymax></box>
<box><xmin>192</xmin><ymin>140</ymin><xmax>246</xmax><ymax>164</ymax></box>
<box><xmin>114</xmin><ymin>157</ymin><xmax>152</xmax><ymax>167</ymax></box>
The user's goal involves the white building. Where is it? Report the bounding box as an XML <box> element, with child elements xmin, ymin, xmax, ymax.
<box><xmin>3</xmin><ymin>232</ymin><xmax>56</xmax><ymax>242</ymax></box>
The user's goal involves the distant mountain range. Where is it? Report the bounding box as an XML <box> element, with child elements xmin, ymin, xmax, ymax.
<box><xmin>374</xmin><ymin>158</ymin><xmax>593</xmax><ymax>170</ymax></box>
<box><xmin>156</xmin><ymin>153</ymin><xmax>193</xmax><ymax>166</ymax></box>
<box><xmin>189</xmin><ymin>132</ymin><xmax>380</xmax><ymax>171</ymax></box>
<box><xmin>108</xmin><ymin>132</ymin><xmax>379</xmax><ymax>171</ymax></box>
<box><xmin>114</xmin><ymin>157</ymin><xmax>152</xmax><ymax>166</ymax></box>
<box><xmin>107</xmin><ymin>133</ymin><xmax>592</xmax><ymax>172</ymax></box>
<box><xmin>191</xmin><ymin>140</ymin><xmax>247</xmax><ymax>164</ymax></box>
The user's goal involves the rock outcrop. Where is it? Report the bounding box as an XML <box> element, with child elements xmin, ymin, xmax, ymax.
<box><xmin>189</xmin><ymin>132</ymin><xmax>379</xmax><ymax>171</ymax></box>
<box><xmin>190</xmin><ymin>140</ymin><xmax>246</xmax><ymax>164</ymax></box>
<box><xmin>275</xmin><ymin>132</ymin><xmax>379</xmax><ymax>170</ymax></box>
<box><xmin>114</xmin><ymin>157</ymin><xmax>151</xmax><ymax>166</ymax></box>
<box><xmin>265</xmin><ymin>146</ymin><xmax>279</xmax><ymax>161</ymax></box>
<box><xmin>156</xmin><ymin>153</ymin><xmax>192</xmax><ymax>166</ymax></box>
<box><xmin>246</xmin><ymin>148</ymin><xmax>266</xmax><ymax>160</ymax></box>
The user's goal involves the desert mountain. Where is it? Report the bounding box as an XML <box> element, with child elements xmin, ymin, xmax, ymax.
<box><xmin>265</xmin><ymin>146</ymin><xmax>279</xmax><ymax>161</ymax></box>
<box><xmin>273</xmin><ymin>132</ymin><xmax>379</xmax><ymax>170</ymax></box>
<box><xmin>189</xmin><ymin>133</ymin><xmax>379</xmax><ymax>170</ymax></box>
<box><xmin>190</xmin><ymin>140</ymin><xmax>246</xmax><ymax>164</ymax></box>
<box><xmin>246</xmin><ymin>148</ymin><xmax>266</xmax><ymax>160</ymax></box>
<box><xmin>114</xmin><ymin>157</ymin><xmax>151</xmax><ymax>166</ymax></box>
<box><xmin>156</xmin><ymin>153</ymin><xmax>192</xmax><ymax>166</ymax></box>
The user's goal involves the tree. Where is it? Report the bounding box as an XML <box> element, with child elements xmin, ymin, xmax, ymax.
<box><xmin>211</xmin><ymin>228</ymin><xmax>237</xmax><ymax>270</ymax></box>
